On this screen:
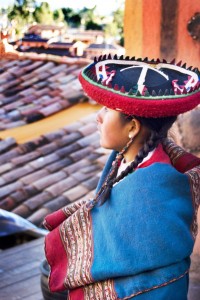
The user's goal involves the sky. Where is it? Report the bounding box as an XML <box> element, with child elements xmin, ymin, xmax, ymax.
<box><xmin>0</xmin><ymin>0</ymin><xmax>124</xmax><ymax>15</ymax></box>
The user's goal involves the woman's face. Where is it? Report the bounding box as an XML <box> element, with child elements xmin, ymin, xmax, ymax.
<box><xmin>96</xmin><ymin>107</ymin><xmax>130</xmax><ymax>151</ymax></box>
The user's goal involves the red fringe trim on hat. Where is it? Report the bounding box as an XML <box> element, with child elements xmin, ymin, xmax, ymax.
<box><xmin>79</xmin><ymin>73</ymin><xmax>200</xmax><ymax>117</ymax></box>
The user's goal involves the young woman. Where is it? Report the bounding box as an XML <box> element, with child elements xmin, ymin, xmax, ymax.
<box><xmin>44</xmin><ymin>56</ymin><xmax>200</xmax><ymax>299</ymax></box>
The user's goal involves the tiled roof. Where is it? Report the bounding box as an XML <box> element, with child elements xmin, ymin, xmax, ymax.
<box><xmin>0</xmin><ymin>58</ymin><xmax>88</xmax><ymax>130</ymax></box>
<box><xmin>0</xmin><ymin>113</ymin><xmax>110</xmax><ymax>227</ymax></box>
<box><xmin>17</xmin><ymin>47</ymin><xmax>72</xmax><ymax>57</ymax></box>
<box><xmin>22</xmin><ymin>37</ymin><xmax>49</xmax><ymax>42</ymax></box>
<box><xmin>86</xmin><ymin>43</ymin><xmax>117</xmax><ymax>50</ymax></box>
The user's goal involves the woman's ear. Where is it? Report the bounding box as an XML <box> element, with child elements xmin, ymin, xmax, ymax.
<box><xmin>128</xmin><ymin>118</ymin><xmax>141</xmax><ymax>138</ymax></box>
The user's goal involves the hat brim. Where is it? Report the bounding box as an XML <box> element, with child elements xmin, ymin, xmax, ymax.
<box><xmin>79</xmin><ymin>71</ymin><xmax>200</xmax><ymax>118</ymax></box>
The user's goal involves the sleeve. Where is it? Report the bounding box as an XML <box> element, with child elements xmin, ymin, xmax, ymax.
<box><xmin>185</xmin><ymin>165</ymin><xmax>200</xmax><ymax>238</ymax></box>
<box><xmin>45</xmin><ymin>204</ymin><xmax>94</xmax><ymax>292</ymax></box>
<box><xmin>163</xmin><ymin>138</ymin><xmax>200</xmax><ymax>173</ymax></box>
<box><xmin>163</xmin><ymin>139</ymin><xmax>200</xmax><ymax>239</ymax></box>
<box><xmin>43</xmin><ymin>199</ymin><xmax>88</xmax><ymax>231</ymax></box>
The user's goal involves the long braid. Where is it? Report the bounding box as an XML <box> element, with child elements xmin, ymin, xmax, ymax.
<box><xmin>87</xmin><ymin>131</ymin><xmax>160</xmax><ymax>209</ymax></box>
<box><xmin>86</xmin><ymin>137</ymin><xmax>135</xmax><ymax>209</ymax></box>
<box><xmin>113</xmin><ymin>131</ymin><xmax>160</xmax><ymax>185</ymax></box>
<box><xmin>86</xmin><ymin>114</ymin><xmax>177</xmax><ymax>210</ymax></box>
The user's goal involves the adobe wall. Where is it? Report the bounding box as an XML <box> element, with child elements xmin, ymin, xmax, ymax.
<box><xmin>124</xmin><ymin>0</ymin><xmax>200</xmax><ymax>68</ymax></box>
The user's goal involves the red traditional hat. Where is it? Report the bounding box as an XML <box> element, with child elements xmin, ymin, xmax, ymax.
<box><xmin>79</xmin><ymin>55</ymin><xmax>200</xmax><ymax>117</ymax></box>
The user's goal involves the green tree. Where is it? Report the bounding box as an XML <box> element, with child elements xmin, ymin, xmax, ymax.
<box><xmin>7</xmin><ymin>0</ymin><xmax>36</xmax><ymax>37</ymax></box>
<box><xmin>34</xmin><ymin>2</ymin><xmax>54</xmax><ymax>25</ymax></box>
<box><xmin>85</xmin><ymin>20</ymin><xmax>102</xmax><ymax>30</ymax></box>
<box><xmin>79</xmin><ymin>6</ymin><xmax>103</xmax><ymax>30</ymax></box>
<box><xmin>104</xmin><ymin>8</ymin><xmax>124</xmax><ymax>45</ymax></box>
<box><xmin>62</xmin><ymin>8</ymin><xmax>81</xmax><ymax>28</ymax></box>
<box><xmin>53</xmin><ymin>9</ymin><xmax>65</xmax><ymax>24</ymax></box>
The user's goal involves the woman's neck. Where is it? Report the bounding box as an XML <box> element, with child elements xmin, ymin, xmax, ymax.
<box><xmin>123</xmin><ymin>142</ymin><xmax>143</xmax><ymax>163</ymax></box>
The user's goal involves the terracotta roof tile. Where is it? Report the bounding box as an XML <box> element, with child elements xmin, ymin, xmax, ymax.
<box><xmin>81</xmin><ymin>176</ymin><xmax>99</xmax><ymax>190</ymax></box>
<box><xmin>60</xmin><ymin>88</ymin><xmax>83</xmax><ymax>101</ymax></box>
<box><xmin>0</xmin><ymin>58</ymin><xmax>88</xmax><ymax>130</ymax></box>
<box><xmin>69</xmin><ymin>146</ymin><xmax>94</xmax><ymax>162</ymax></box>
<box><xmin>20</xmin><ymin>169</ymin><xmax>50</xmax><ymax>185</ymax></box>
<box><xmin>20</xmin><ymin>72</ymin><xmax>37</xmax><ymax>82</ymax></box>
<box><xmin>28</xmin><ymin>153</ymin><xmax>60</xmax><ymax>169</ymax></box>
<box><xmin>8</xmin><ymin>189</ymin><xmax>29</xmax><ymax>204</ymax></box>
<box><xmin>63</xmin><ymin>121</ymin><xmax>83</xmax><ymax>133</ymax></box>
<box><xmin>2</xmin><ymin>120</ymin><xmax>27</xmax><ymax>129</ymax></box>
<box><xmin>71</xmin><ymin>67</ymin><xmax>83</xmax><ymax>77</ymax></box>
<box><xmin>37</xmin><ymin>71</ymin><xmax>52</xmax><ymax>81</ymax></box>
<box><xmin>0</xmin><ymin>196</ymin><xmax>16</xmax><ymax>211</ymax></box>
<box><xmin>0</xmin><ymin>148</ymin><xmax>21</xmax><ymax>164</ymax></box>
<box><xmin>33</xmin><ymin>61</ymin><xmax>55</xmax><ymax>73</ymax></box>
<box><xmin>20</xmin><ymin>105</ymin><xmax>43</xmax><ymax>117</ymax></box>
<box><xmin>0</xmin><ymin>177</ymin><xmax>6</xmax><ymax>186</ymax></box>
<box><xmin>12</xmin><ymin>204</ymin><xmax>31</xmax><ymax>219</ymax></box>
<box><xmin>81</xmin><ymin>164</ymin><xmax>101</xmax><ymax>174</ymax></box>
<box><xmin>43</xmin><ymin>195</ymin><xmax>70</xmax><ymax>211</ymax></box>
<box><xmin>0</xmin><ymin>112</ymin><xmax>109</xmax><ymax>226</ymax></box>
<box><xmin>56</xmin><ymin>132</ymin><xmax>82</xmax><ymax>147</ymax></box>
<box><xmin>48</xmin><ymin>71</ymin><xmax>66</xmax><ymax>82</ymax></box>
<box><xmin>63</xmin><ymin>185</ymin><xmax>88</xmax><ymax>202</ymax></box>
<box><xmin>58</xmin><ymin>99</ymin><xmax>71</xmax><ymax>109</ymax></box>
<box><xmin>37</xmin><ymin>142</ymin><xmax>58</xmax><ymax>155</ymax></box>
<box><xmin>79</xmin><ymin>113</ymin><xmax>97</xmax><ymax>124</ymax></box>
<box><xmin>46</xmin><ymin>176</ymin><xmax>79</xmax><ymax>197</ymax></box>
<box><xmin>48</xmin><ymin>64</ymin><xmax>68</xmax><ymax>75</ymax></box>
<box><xmin>2</xmin><ymin>165</ymin><xmax>34</xmax><ymax>183</ymax></box>
<box><xmin>61</xmin><ymin>78</ymin><xmax>82</xmax><ymax>92</ymax></box>
<box><xmin>45</xmin><ymin>157</ymin><xmax>72</xmax><ymax>173</ymax></box>
<box><xmin>1</xmin><ymin>78</ymin><xmax>21</xmax><ymax>90</ymax></box>
<box><xmin>22</xmin><ymin>95</ymin><xmax>38</xmax><ymax>104</ymax></box>
<box><xmin>72</xmin><ymin>168</ymin><xmax>97</xmax><ymax>181</ymax></box>
<box><xmin>33</xmin><ymin>87</ymin><xmax>50</xmax><ymax>97</ymax></box>
<box><xmin>0</xmin><ymin>137</ymin><xmax>16</xmax><ymax>153</ymax></box>
<box><xmin>96</xmin><ymin>154</ymin><xmax>110</xmax><ymax>166</ymax></box>
<box><xmin>32</xmin><ymin>81</ymin><xmax>49</xmax><ymax>89</ymax></box>
<box><xmin>22</xmin><ymin>184</ymin><xmax>38</xmax><ymax>198</ymax></box>
<box><xmin>11</xmin><ymin>151</ymin><xmax>41</xmax><ymax>166</ymax></box>
<box><xmin>77</xmin><ymin>132</ymin><xmax>99</xmax><ymax>148</ymax></box>
<box><xmin>78</xmin><ymin>122</ymin><xmax>97</xmax><ymax>136</ymax></box>
<box><xmin>0</xmin><ymin>181</ymin><xmax>23</xmax><ymax>199</ymax></box>
<box><xmin>38</xmin><ymin>102</ymin><xmax>63</xmax><ymax>117</ymax></box>
<box><xmin>55</xmin><ymin>143</ymin><xmax>81</xmax><ymax>158</ymax></box>
<box><xmin>35</xmin><ymin>95</ymin><xmax>56</xmax><ymax>107</ymax></box>
<box><xmin>32</xmin><ymin>171</ymin><xmax>66</xmax><ymax>191</ymax></box>
<box><xmin>1</xmin><ymin>94</ymin><xmax>21</xmax><ymax>105</ymax></box>
<box><xmin>3</xmin><ymin>100</ymin><xmax>24</xmax><ymax>111</ymax></box>
<box><xmin>8</xmin><ymin>66</ymin><xmax>26</xmax><ymax>76</ymax></box>
<box><xmin>63</xmin><ymin>158</ymin><xmax>89</xmax><ymax>174</ymax></box>
<box><xmin>24</xmin><ymin>191</ymin><xmax>52</xmax><ymax>210</ymax></box>
<box><xmin>27</xmin><ymin>207</ymin><xmax>50</xmax><ymax>226</ymax></box>
<box><xmin>0</xmin><ymin>162</ymin><xmax>13</xmax><ymax>174</ymax></box>
<box><xmin>20</xmin><ymin>77</ymin><xmax>39</xmax><ymax>87</ymax></box>
<box><xmin>57</xmin><ymin>74</ymin><xmax>75</xmax><ymax>84</ymax></box>
<box><xmin>43</xmin><ymin>129</ymin><xmax>66</xmax><ymax>141</ymax></box>
<box><xmin>78</xmin><ymin>190</ymin><xmax>96</xmax><ymax>203</ymax></box>
<box><xmin>7</xmin><ymin>110</ymin><xmax>22</xmax><ymax>121</ymax></box>
<box><xmin>23</xmin><ymin>60</ymin><xmax>44</xmax><ymax>72</ymax></box>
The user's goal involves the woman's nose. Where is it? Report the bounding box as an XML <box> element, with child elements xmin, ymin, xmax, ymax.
<box><xmin>96</xmin><ymin>108</ymin><xmax>103</xmax><ymax>123</ymax></box>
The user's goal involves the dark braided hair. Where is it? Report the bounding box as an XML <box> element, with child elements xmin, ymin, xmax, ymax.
<box><xmin>87</xmin><ymin>114</ymin><xmax>177</xmax><ymax>209</ymax></box>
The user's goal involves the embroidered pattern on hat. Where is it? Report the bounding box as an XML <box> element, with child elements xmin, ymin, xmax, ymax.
<box><xmin>79</xmin><ymin>55</ymin><xmax>200</xmax><ymax>117</ymax></box>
